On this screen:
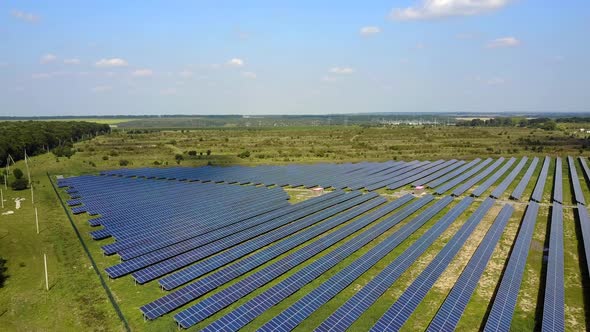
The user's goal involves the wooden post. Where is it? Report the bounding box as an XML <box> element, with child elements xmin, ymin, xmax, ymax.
<box><xmin>1</xmin><ymin>188</ymin><xmax>3</xmax><ymax>209</ymax></box>
<box><xmin>31</xmin><ymin>184</ymin><xmax>34</xmax><ymax>205</ymax></box>
<box><xmin>35</xmin><ymin>207</ymin><xmax>39</xmax><ymax>234</ymax></box>
<box><xmin>44</xmin><ymin>253</ymin><xmax>49</xmax><ymax>291</ymax></box>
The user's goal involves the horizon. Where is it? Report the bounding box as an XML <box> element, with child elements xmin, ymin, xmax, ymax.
<box><xmin>1</xmin><ymin>1</ymin><xmax>589</xmax><ymax>116</ymax></box>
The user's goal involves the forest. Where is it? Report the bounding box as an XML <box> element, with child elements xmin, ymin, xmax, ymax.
<box><xmin>0</xmin><ymin>121</ymin><xmax>110</xmax><ymax>166</ymax></box>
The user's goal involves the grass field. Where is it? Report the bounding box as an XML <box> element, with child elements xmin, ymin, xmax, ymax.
<box><xmin>1</xmin><ymin>124</ymin><xmax>589</xmax><ymax>331</ymax></box>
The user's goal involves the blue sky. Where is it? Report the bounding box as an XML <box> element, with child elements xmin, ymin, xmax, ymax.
<box><xmin>1</xmin><ymin>1</ymin><xmax>589</xmax><ymax>116</ymax></box>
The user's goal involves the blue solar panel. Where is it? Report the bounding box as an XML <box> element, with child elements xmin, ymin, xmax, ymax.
<box><xmin>158</xmin><ymin>195</ymin><xmax>414</xmax><ymax>324</ymax></box>
<box><xmin>257</xmin><ymin>196</ymin><xmax>454</xmax><ymax>331</ymax></box>
<box><xmin>452</xmin><ymin>158</ymin><xmax>505</xmax><ymax>196</ymax></box>
<box><xmin>370</xmin><ymin>198</ymin><xmax>495</xmax><ymax>331</ymax></box>
<box><xmin>531</xmin><ymin>156</ymin><xmax>551</xmax><ymax>203</ymax></box>
<box><xmin>193</xmin><ymin>195</ymin><xmax>436</xmax><ymax>330</ymax></box>
<box><xmin>434</xmin><ymin>158</ymin><xmax>493</xmax><ymax>194</ymax></box>
<box><xmin>427</xmin><ymin>159</ymin><xmax>482</xmax><ymax>189</ymax></box>
<box><xmin>427</xmin><ymin>204</ymin><xmax>514</xmax><ymax>331</ymax></box>
<box><xmin>315</xmin><ymin>196</ymin><xmax>475</xmax><ymax>332</ymax></box>
<box><xmin>472</xmin><ymin>157</ymin><xmax>517</xmax><ymax>197</ymax></box>
<box><xmin>553</xmin><ymin>158</ymin><xmax>563</xmax><ymax>204</ymax></box>
<box><xmin>387</xmin><ymin>160</ymin><xmax>460</xmax><ymax>190</ymax></box>
<box><xmin>510</xmin><ymin>157</ymin><xmax>539</xmax><ymax>200</ymax></box>
<box><xmin>490</xmin><ymin>157</ymin><xmax>528</xmax><ymax>199</ymax></box>
<box><xmin>484</xmin><ymin>202</ymin><xmax>540</xmax><ymax>331</ymax></box>
<box><xmin>568</xmin><ymin>156</ymin><xmax>586</xmax><ymax>205</ymax></box>
<box><xmin>411</xmin><ymin>160</ymin><xmax>466</xmax><ymax>187</ymax></box>
<box><xmin>541</xmin><ymin>203</ymin><xmax>565</xmax><ymax>332</ymax></box>
<box><xmin>576</xmin><ymin>204</ymin><xmax>590</xmax><ymax>279</ymax></box>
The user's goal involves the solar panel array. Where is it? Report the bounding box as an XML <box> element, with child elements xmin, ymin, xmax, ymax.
<box><xmin>55</xmin><ymin>155</ymin><xmax>583</xmax><ymax>330</ymax></box>
<box><xmin>568</xmin><ymin>156</ymin><xmax>586</xmax><ymax>205</ymax></box>
<box><xmin>542</xmin><ymin>203</ymin><xmax>565</xmax><ymax>332</ymax></box>
<box><xmin>427</xmin><ymin>204</ymin><xmax>514</xmax><ymax>331</ymax></box>
<box><xmin>484</xmin><ymin>202</ymin><xmax>540</xmax><ymax>331</ymax></box>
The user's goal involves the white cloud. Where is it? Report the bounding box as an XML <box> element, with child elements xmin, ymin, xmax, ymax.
<box><xmin>227</xmin><ymin>58</ymin><xmax>245</xmax><ymax>67</ymax></box>
<box><xmin>11</xmin><ymin>10</ymin><xmax>39</xmax><ymax>23</ymax></box>
<box><xmin>132</xmin><ymin>68</ymin><xmax>153</xmax><ymax>77</ymax></box>
<box><xmin>179</xmin><ymin>70</ymin><xmax>193</xmax><ymax>78</ymax></box>
<box><xmin>160</xmin><ymin>88</ymin><xmax>178</xmax><ymax>95</ymax></box>
<box><xmin>360</xmin><ymin>26</ymin><xmax>381</xmax><ymax>36</ymax></box>
<box><xmin>63</xmin><ymin>58</ymin><xmax>81</xmax><ymax>65</ymax></box>
<box><xmin>40</xmin><ymin>54</ymin><xmax>57</xmax><ymax>64</ymax></box>
<box><xmin>32</xmin><ymin>73</ymin><xmax>51</xmax><ymax>79</ymax></box>
<box><xmin>486</xmin><ymin>37</ymin><xmax>520</xmax><ymax>48</ymax></box>
<box><xmin>241</xmin><ymin>71</ymin><xmax>257</xmax><ymax>79</ymax></box>
<box><xmin>329</xmin><ymin>67</ymin><xmax>355</xmax><ymax>75</ymax></box>
<box><xmin>391</xmin><ymin>0</ymin><xmax>512</xmax><ymax>20</ymax></box>
<box><xmin>91</xmin><ymin>85</ymin><xmax>112</xmax><ymax>93</ymax></box>
<box><xmin>95</xmin><ymin>58</ymin><xmax>128</xmax><ymax>67</ymax></box>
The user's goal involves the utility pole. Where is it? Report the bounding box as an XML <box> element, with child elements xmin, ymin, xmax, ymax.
<box><xmin>31</xmin><ymin>184</ymin><xmax>34</xmax><ymax>205</ymax></box>
<box><xmin>44</xmin><ymin>253</ymin><xmax>49</xmax><ymax>291</ymax></box>
<box><xmin>24</xmin><ymin>150</ymin><xmax>31</xmax><ymax>185</ymax></box>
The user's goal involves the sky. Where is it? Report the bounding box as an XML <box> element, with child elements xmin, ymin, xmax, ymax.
<box><xmin>1</xmin><ymin>0</ymin><xmax>589</xmax><ymax>116</ymax></box>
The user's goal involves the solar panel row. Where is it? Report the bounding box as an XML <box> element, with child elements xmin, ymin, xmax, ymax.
<box><xmin>554</xmin><ymin>157</ymin><xmax>563</xmax><ymax>204</ymax></box>
<box><xmin>106</xmin><ymin>191</ymin><xmax>353</xmax><ymax>277</ymax></box>
<box><xmin>136</xmin><ymin>192</ymin><xmax>376</xmax><ymax>287</ymax></box>
<box><xmin>315</xmin><ymin>196</ymin><xmax>474</xmax><ymax>332</ymax></box>
<box><xmin>434</xmin><ymin>158</ymin><xmax>493</xmax><ymax>195</ymax></box>
<box><xmin>258</xmin><ymin>196</ymin><xmax>454</xmax><ymax>332</ymax></box>
<box><xmin>387</xmin><ymin>160</ymin><xmax>459</xmax><ymax>190</ymax></box>
<box><xmin>541</xmin><ymin>203</ymin><xmax>565</xmax><ymax>332</ymax></box>
<box><xmin>472</xmin><ymin>157</ymin><xmax>517</xmax><ymax>197</ymax></box>
<box><xmin>510</xmin><ymin>157</ymin><xmax>539</xmax><ymax>200</ymax></box>
<box><xmin>531</xmin><ymin>156</ymin><xmax>551</xmax><ymax>203</ymax></box>
<box><xmin>484</xmin><ymin>202</ymin><xmax>540</xmax><ymax>332</ymax></box>
<box><xmin>196</xmin><ymin>195</ymin><xmax>436</xmax><ymax>331</ymax></box>
<box><xmin>427</xmin><ymin>204</ymin><xmax>514</xmax><ymax>331</ymax></box>
<box><xmin>576</xmin><ymin>204</ymin><xmax>590</xmax><ymax>279</ymax></box>
<box><xmin>370</xmin><ymin>198</ymin><xmax>496</xmax><ymax>331</ymax></box>
<box><xmin>452</xmin><ymin>158</ymin><xmax>505</xmax><ymax>196</ymax></box>
<box><xmin>410</xmin><ymin>160</ymin><xmax>466</xmax><ymax>187</ymax></box>
<box><xmin>365</xmin><ymin>160</ymin><xmax>446</xmax><ymax>191</ymax></box>
<box><xmin>568</xmin><ymin>156</ymin><xmax>586</xmax><ymax>205</ymax></box>
<box><xmin>426</xmin><ymin>158</ymin><xmax>482</xmax><ymax>189</ymax></box>
<box><xmin>155</xmin><ymin>195</ymin><xmax>414</xmax><ymax>324</ymax></box>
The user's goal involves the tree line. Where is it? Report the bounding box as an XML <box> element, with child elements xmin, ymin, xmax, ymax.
<box><xmin>0</xmin><ymin>121</ymin><xmax>110</xmax><ymax>166</ymax></box>
<box><xmin>456</xmin><ymin>117</ymin><xmax>558</xmax><ymax>130</ymax></box>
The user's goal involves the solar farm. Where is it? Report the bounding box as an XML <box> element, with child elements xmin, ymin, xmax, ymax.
<box><xmin>54</xmin><ymin>156</ymin><xmax>590</xmax><ymax>331</ymax></box>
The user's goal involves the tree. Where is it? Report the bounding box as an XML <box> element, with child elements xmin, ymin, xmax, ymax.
<box><xmin>175</xmin><ymin>154</ymin><xmax>184</xmax><ymax>164</ymax></box>
<box><xmin>206</xmin><ymin>149</ymin><xmax>211</xmax><ymax>156</ymax></box>
<box><xmin>12</xmin><ymin>168</ymin><xmax>24</xmax><ymax>180</ymax></box>
<box><xmin>11</xmin><ymin>178</ymin><xmax>28</xmax><ymax>190</ymax></box>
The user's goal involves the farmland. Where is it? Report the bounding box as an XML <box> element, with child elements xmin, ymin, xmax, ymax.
<box><xmin>1</xmin><ymin>124</ymin><xmax>590</xmax><ymax>331</ymax></box>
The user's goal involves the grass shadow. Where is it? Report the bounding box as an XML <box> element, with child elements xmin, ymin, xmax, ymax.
<box><xmin>0</xmin><ymin>257</ymin><xmax>8</xmax><ymax>288</ymax></box>
<box><xmin>573</xmin><ymin>208</ymin><xmax>590</xmax><ymax>331</ymax></box>
<box><xmin>533</xmin><ymin>207</ymin><xmax>551</xmax><ymax>331</ymax></box>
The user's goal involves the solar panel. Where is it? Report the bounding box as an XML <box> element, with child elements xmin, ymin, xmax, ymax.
<box><xmin>370</xmin><ymin>198</ymin><xmax>496</xmax><ymax>331</ymax></box>
<box><xmin>411</xmin><ymin>160</ymin><xmax>466</xmax><ymax>187</ymax></box>
<box><xmin>553</xmin><ymin>157</ymin><xmax>563</xmax><ymax>204</ymax></box>
<box><xmin>434</xmin><ymin>158</ymin><xmax>493</xmax><ymax>194</ymax></box>
<box><xmin>452</xmin><ymin>158</ymin><xmax>506</xmax><ymax>196</ymax></box>
<box><xmin>510</xmin><ymin>157</ymin><xmax>539</xmax><ymax>200</ymax></box>
<box><xmin>568</xmin><ymin>156</ymin><xmax>586</xmax><ymax>205</ymax></box>
<box><xmin>531</xmin><ymin>156</ymin><xmax>551</xmax><ymax>203</ymax></box>
<box><xmin>426</xmin><ymin>158</ymin><xmax>482</xmax><ymax>189</ymax></box>
<box><xmin>472</xmin><ymin>157</ymin><xmax>517</xmax><ymax>197</ymax></box>
<box><xmin>387</xmin><ymin>160</ymin><xmax>459</xmax><ymax>190</ymax></box>
<box><xmin>315</xmin><ymin>196</ymin><xmax>474</xmax><ymax>332</ymax></box>
<box><xmin>427</xmin><ymin>204</ymin><xmax>514</xmax><ymax>331</ymax></box>
<box><xmin>257</xmin><ymin>196</ymin><xmax>454</xmax><ymax>331</ymax></box>
<box><xmin>193</xmin><ymin>195</ymin><xmax>436</xmax><ymax>330</ymax></box>
<box><xmin>484</xmin><ymin>202</ymin><xmax>540</xmax><ymax>331</ymax></box>
<box><xmin>576</xmin><ymin>204</ymin><xmax>590</xmax><ymax>278</ymax></box>
<box><xmin>541</xmin><ymin>203</ymin><xmax>565</xmax><ymax>332</ymax></box>
<box><xmin>161</xmin><ymin>195</ymin><xmax>413</xmax><ymax>325</ymax></box>
<box><xmin>490</xmin><ymin>157</ymin><xmax>528</xmax><ymax>199</ymax></box>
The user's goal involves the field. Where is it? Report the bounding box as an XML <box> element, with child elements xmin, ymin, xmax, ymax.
<box><xmin>1</xmin><ymin>124</ymin><xmax>590</xmax><ymax>331</ymax></box>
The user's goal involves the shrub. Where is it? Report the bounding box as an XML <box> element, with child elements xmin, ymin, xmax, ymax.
<box><xmin>52</xmin><ymin>146</ymin><xmax>75</xmax><ymax>158</ymax></box>
<box><xmin>237</xmin><ymin>151</ymin><xmax>251</xmax><ymax>159</ymax></box>
<box><xmin>102</xmin><ymin>155</ymin><xmax>109</xmax><ymax>161</ymax></box>
<box><xmin>13</xmin><ymin>168</ymin><xmax>24</xmax><ymax>180</ymax></box>
<box><xmin>119</xmin><ymin>159</ymin><xmax>130</xmax><ymax>166</ymax></box>
<box><xmin>188</xmin><ymin>151</ymin><xmax>197</xmax><ymax>156</ymax></box>
<box><xmin>11</xmin><ymin>178</ymin><xmax>28</xmax><ymax>191</ymax></box>
<box><xmin>175</xmin><ymin>154</ymin><xmax>184</xmax><ymax>164</ymax></box>
<box><xmin>206</xmin><ymin>149</ymin><xmax>211</xmax><ymax>156</ymax></box>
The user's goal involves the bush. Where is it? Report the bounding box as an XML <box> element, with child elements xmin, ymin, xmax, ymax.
<box><xmin>188</xmin><ymin>151</ymin><xmax>197</xmax><ymax>156</ymax></box>
<box><xmin>175</xmin><ymin>154</ymin><xmax>184</xmax><ymax>164</ymax></box>
<box><xmin>11</xmin><ymin>178</ymin><xmax>28</xmax><ymax>191</ymax></box>
<box><xmin>102</xmin><ymin>155</ymin><xmax>109</xmax><ymax>161</ymax></box>
<box><xmin>206</xmin><ymin>150</ymin><xmax>211</xmax><ymax>156</ymax></box>
<box><xmin>52</xmin><ymin>145</ymin><xmax>75</xmax><ymax>158</ymax></box>
<box><xmin>237</xmin><ymin>150</ymin><xmax>251</xmax><ymax>159</ymax></box>
<box><xmin>13</xmin><ymin>168</ymin><xmax>24</xmax><ymax>180</ymax></box>
<box><xmin>119</xmin><ymin>159</ymin><xmax>130</xmax><ymax>166</ymax></box>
